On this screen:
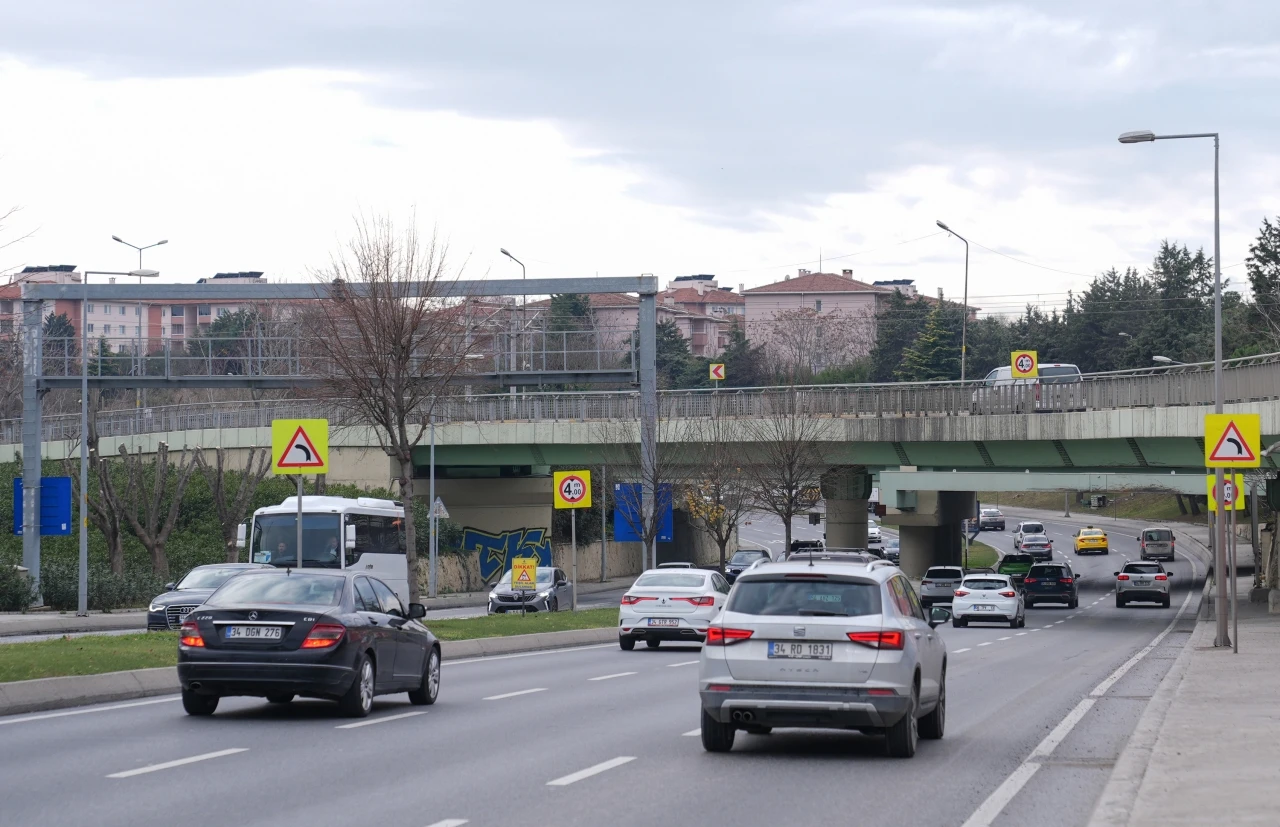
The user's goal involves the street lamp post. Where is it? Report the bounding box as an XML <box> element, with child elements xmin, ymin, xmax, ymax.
<box><xmin>1120</xmin><ymin>128</ymin><xmax>1228</xmax><ymax>646</ymax></box>
<box><xmin>111</xmin><ymin>237</ymin><xmax>167</xmax><ymax>414</ymax></box>
<box><xmin>500</xmin><ymin>249</ymin><xmax>527</xmax><ymax>394</ymax></box>
<box><xmin>936</xmin><ymin>221</ymin><xmax>970</xmax><ymax>382</ymax></box>
<box><xmin>77</xmin><ymin>268</ymin><xmax>160</xmax><ymax>616</ymax></box>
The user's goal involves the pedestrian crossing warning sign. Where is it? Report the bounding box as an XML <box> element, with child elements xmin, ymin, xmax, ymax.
<box><xmin>511</xmin><ymin>557</ymin><xmax>538</xmax><ymax>591</ymax></box>
<box><xmin>1204</xmin><ymin>413</ymin><xmax>1261</xmax><ymax>468</ymax></box>
<box><xmin>272</xmin><ymin>419</ymin><xmax>330</xmax><ymax>475</ymax></box>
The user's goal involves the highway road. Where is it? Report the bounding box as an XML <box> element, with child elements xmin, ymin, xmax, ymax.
<box><xmin>1</xmin><ymin>508</ymin><xmax>1202</xmax><ymax>827</ymax></box>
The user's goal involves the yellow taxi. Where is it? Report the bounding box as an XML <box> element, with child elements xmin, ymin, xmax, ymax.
<box><xmin>1073</xmin><ymin>526</ymin><xmax>1109</xmax><ymax>555</ymax></box>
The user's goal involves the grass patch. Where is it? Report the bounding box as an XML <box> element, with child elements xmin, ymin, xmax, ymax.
<box><xmin>0</xmin><ymin>632</ymin><xmax>178</xmax><ymax>683</ymax></box>
<box><xmin>978</xmin><ymin>491</ymin><xmax>1206</xmax><ymax>524</ymax></box>
<box><xmin>964</xmin><ymin>541</ymin><xmax>1000</xmax><ymax>569</ymax></box>
<box><xmin>0</xmin><ymin>609</ymin><xmax>621</xmax><ymax>683</ymax></box>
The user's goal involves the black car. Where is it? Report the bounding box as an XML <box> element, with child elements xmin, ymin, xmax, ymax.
<box><xmin>147</xmin><ymin>563</ymin><xmax>271</xmax><ymax>631</ymax></box>
<box><xmin>1023</xmin><ymin>563</ymin><xmax>1079</xmax><ymax>608</ymax></box>
<box><xmin>177</xmin><ymin>569</ymin><xmax>440</xmax><ymax>718</ymax></box>
<box><xmin>724</xmin><ymin>548</ymin><xmax>771</xmax><ymax>583</ymax></box>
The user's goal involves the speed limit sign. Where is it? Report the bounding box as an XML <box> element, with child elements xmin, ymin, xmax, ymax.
<box><xmin>1011</xmin><ymin>350</ymin><xmax>1039</xmax><ymax>379</ymax></box>
<box><xmin>553</xmin><ymin>470</ymin><xmax>592</xmax><ymax>509</ymax></box>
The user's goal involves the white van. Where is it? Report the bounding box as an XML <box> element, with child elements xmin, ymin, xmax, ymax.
<box><xmin>974</xmin><ymin>363</ymin><xmax>1084</xmax><ymax>412</ymax></box>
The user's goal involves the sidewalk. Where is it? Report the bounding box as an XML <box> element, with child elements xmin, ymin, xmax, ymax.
<box><xmin>0</xmin><ymin>576</ymin><xmax>638</xmax><ymax>638</ymax></box>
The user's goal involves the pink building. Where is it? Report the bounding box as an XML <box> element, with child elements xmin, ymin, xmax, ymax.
<box><xmin>526</xmin><ymin>291</ymin><xmax>730</xmax><ymax>357</ymax></box>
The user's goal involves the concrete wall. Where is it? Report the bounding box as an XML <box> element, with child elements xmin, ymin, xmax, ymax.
<box><xmin>419</xmin><ymin>477</ymin><xmax>552</xmax><ymax>537</ymax></box>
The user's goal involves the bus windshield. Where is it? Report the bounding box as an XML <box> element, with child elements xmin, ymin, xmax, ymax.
<box><xmin>252</xmin><ymin>513</ymin><xmax>342</xmax><ymax>568</ymax></box>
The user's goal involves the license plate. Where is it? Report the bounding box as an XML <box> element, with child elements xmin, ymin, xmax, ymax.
<box><xmin>648</xmin><ymin>618</ymin><xmax>679</xmax><ymax>627</ymax></box>
<box><xmin>224</xmin><ymin>625</ymin><xmax>283</xmax><ymax>640</ymax></box>
<box><xmin>768</xmin><ymin>642</ymin><xmax>833</xmax><ymax>660</ymax></box>
<box><xmin>976</xmin><ymin>605</ymin><xmax>996</xmax><ymax>612</ymax></box>
<box><xmin>1136</xmin><ymin>579</ymin><xmax>1151</xmax><ymax>586</ymax></box>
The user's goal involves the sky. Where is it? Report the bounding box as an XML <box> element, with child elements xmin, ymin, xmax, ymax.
<box><xmin>1</xmin><ymin>1</ymin><xmax>1277</xmax><ymax>317</ymax></box>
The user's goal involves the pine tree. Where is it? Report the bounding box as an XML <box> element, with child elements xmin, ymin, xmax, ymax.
<box><xmin>895</xmin><ymin>299</ymin><xmax>961</xmax><ymax>381</ymax></box>
<box><xmin>869</xmin><ymin>290</ymin><xmax>931</xmax><ymax>382</ymax></box>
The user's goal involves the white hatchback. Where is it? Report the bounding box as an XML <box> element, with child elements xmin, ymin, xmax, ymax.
<box><xmin>951</xmin><ymin>574</ymin><xmax>1025</xmax><ymax>628</ymax></box>
<box><xmin>619</xmin><ymin>569</ymin><xmax>731</xmax><ymax>650</ymax></box>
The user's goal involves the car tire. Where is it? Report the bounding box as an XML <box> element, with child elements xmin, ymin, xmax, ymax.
<box><xmin>619</xmin><ymin>637</ymin><xmax>635</xmax><ymax>651</ymax></box>
<box><xmin>700</xmin><ymin>707</ymin><xmax>736</xmax><ymax>753</ymax></box>
<box><xmin>1162</xmin><ymin>595</ymin><xmax>1171</xmax><ymax>609</ymax></box>
<box><xmin>1069</xmin><ymin>597</ymin><xmax>1078</xmax><ymax>609</ymax></box>
<box><xmin>646</xmin><ymin>639</ymin><xmax>661</xmax><ymax>649</ymax></box>
<box><xmin>182</xmin><ymin>689</ymin><xmax>218</xmax><ymax>716</ymax></box>
<box><xmin>408</xmin><ymin>647</ymin><xmax>441</xmax><ymax>706</ymax></box>
<box><xmin>338</xmin><ymin>653</ymin><xmax>375</xmax><ymax>718</ymax></box>
<box><xmin>1026</xmin><ymin>599</ymin><xmax>1035</xmax><ymax>609</ymax></box>
<box><xmin>919</xmin><ymin>670</ymin><xmax>945</xmax><ymax>740</ymax></box>
<box><xmin>884</xmin><ymin>684</ymin><xmax>919</xmax><ymax>758</ymax></box>
<box><xmin>1116</xmin><ymin>595</ymin><xmax>1126</xmax><ymax>608</ymax></box>
<box><xmin>1103</xmin><ymin>548</ymin><xmax>1110</xmax><ymax>555</ymax></box>
<box><xmin>952</xmin><ymin>618</ymin><xmax>966</xmax><ymax>628</ymax></box>
<box><xmin>266</xmin><ymin>693</ymin><xmax>294</xmax><ymax>704</ymax></box>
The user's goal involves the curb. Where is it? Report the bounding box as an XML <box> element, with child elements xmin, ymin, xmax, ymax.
<box><xmin>1087</xmin><ymin>617</ymin><xmax>1207</xmax><ymax>827</ymax></box>
<box><xmin>0</xmin><ymin>611</ymin><xmax>150</xmax><ymax>639</ymax></box>
<box><xmin>0</xmin><ymin>626</ymin><xmax>619</xmax><ymax>719</ymax></box>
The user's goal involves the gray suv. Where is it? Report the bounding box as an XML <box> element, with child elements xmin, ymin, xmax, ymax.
<box><xmin>698</xmin><ymin>558</ymin><xmax>950</xmax><ymax>758</ymax></box>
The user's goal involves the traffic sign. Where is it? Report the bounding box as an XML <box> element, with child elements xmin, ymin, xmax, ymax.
<box><xmin>511</xmin><ymin>557</ymin><xmax>538</xmax><ymax>591</ymax></box>
<box><xmin>272</xmin><ymin>419</ymin><xmax>329</xmax><ymax>475</ymax></box>
<box><xmin>553</xmin><ymin>470</ymin><xmax>592</xmax><ymax>509</ymax></box>
<box><xmin>710</xmin><ymin>363</ymin><xmax>725</xmax><ymax>381</ymax></box>
<box><xmin>432</xmin><ymin>497</ymin><xmax>449</xmax><ymax>519</ymax></box>
<box><xmin>1011</xmin><ymin>350</ymin><xmax>1038</xmax><ymax>379</ymax></box>
<box><xmin>1205</xmin><ymin>414</ymin><xmax>1261</xmax><ymax>468</ymax></box>
<box><xmin>1207</xmin><ymin>473</ymin><xmax>1246</xmax><ymax>512</ymax></box>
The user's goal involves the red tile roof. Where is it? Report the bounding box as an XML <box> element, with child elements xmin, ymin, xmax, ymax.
<box><xmin>661</xmin><ymin>287</ymin><xmax>744</xmax><ymax>305</ymax></box>
<box><xmin>744</xmin><ymin>273</ymin><xmax>889</xmax><ymax>294</ymax></box>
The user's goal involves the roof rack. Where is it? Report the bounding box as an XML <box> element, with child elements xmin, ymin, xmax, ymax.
<box><xmin>866</xmin><ymin>559</ymin><xmax>896</xmax><ymax>571</ymax></box>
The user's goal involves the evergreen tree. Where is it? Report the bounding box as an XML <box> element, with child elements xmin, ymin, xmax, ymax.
<box><xmin>896</xmin><ymin>299</ymin><xmax>961</xmax><ymax>381</ymax></box>
<box><xmin>547</xmin><ymin>293</ymin><xmax>594</xmax><ymax>331</ymax></box>
<box><xmin>654</xmin><ymin>320</ymin><xmax>693</xmax><ymax>389</ymax></box>
<box><xmin>1247</xmin><ymin>216</ymin><xmax>1280</xmax><ymax>349</ymax></box>
<box><xmin>1131</xmin><ymin>241</ymin><xmax>1214</xmax><ymax>365</ymax></box>
<box><xmin>718</xmin><ymin>322</ymin><xmax>766</xmax><ymax>387</ymax></box>
<box><xmin>868</xmin><ymin>290</ymin><xmax>931</xmax><ymax>382</ymax></box>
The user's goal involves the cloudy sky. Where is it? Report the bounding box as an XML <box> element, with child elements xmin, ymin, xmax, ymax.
<box><xmin>1</xmin><ymin>1</ymin><xmax>1277</xmax><ymax>316</ymax></box>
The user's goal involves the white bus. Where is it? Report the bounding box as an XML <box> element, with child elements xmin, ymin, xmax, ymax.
<box><xmin>239</xmin><ymin>495</ymin><xmax>410</xmax><ymax>604</ymax></box>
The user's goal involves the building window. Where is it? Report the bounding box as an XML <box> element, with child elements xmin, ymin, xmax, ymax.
<box><xmin>119</xmin><ymin>306</ymin><xmax>126</xmax><ymax>315</ymax></box>
<box><xmin>135</xmin><ymin>326</ymin><xmax>140</xmax><ymax>335</ymax></box>
<box><xmin>170</xmin><ymin>305</ymin><xmax>185</xmax><ymax>317</ymax></box>
<box><xmin>197</xmin><ymin>305</ymin><xmax>211</xmax><ymax>316</ymax></box>
<box><xmin>815</xmin><ymin>299</ymin><xmax>823</xmax><ymax>312</ymax></box>
<box><xmin>161</xmin><ymin>326</ymin><xmax>168</xmax><ymax>336</ymax></box>
<box><xmin>161</xmin><ymin>307</ymin><xmax>167</xmax><ymax>317</ymax></box>
<box><xmin>85</xmin><ymin>303</ymin><xmax>94</xmax><ymax>313</ymax></box>
<box><xmin>87</xmin><ymin>323</ymin><xmax>94</xmax><ymax>333</ymax></box>
<box><xmin>171</xmin><ymin>324</ymin><xmax>184</xmax><ymax>335</ymax></box>
<box><xmin>135</xmin><ymin>306</ymin><xmax>141</xmax><ymax>316</ymax></box>
<box><xmin>217</xmin><ymin>307</ymin><xmax>230</xmax><ymax>317</ymax></box>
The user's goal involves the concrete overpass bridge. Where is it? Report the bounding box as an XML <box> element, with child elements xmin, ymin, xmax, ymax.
<box><xmin>11</xmin><ymin>352</ymin><xmax>1280</xmax><ymax>575</ymax></box>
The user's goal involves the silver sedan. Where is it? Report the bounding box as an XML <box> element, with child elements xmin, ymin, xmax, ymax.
<box><xmin>1115</xmin><ymin>562</ymin><xmax>1171</xmax><ymax>608</ymax></box>
<box><xmin>487</xmin><ymin>566</ymin><xmax>574</xmax><ymax>613</ymax></box>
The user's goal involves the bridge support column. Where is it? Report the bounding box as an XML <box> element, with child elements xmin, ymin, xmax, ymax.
<box><xmin>820</xmin><ymin>466</ymin><xmax>871</xmax><ymax>550</ymax></box>
<box><xmin>887</xmin><ymin>490</ymin><xmax>976</xmax><ymax>578</ymax></box>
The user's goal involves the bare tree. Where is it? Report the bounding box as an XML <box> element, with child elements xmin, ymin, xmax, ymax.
<box><xmin>113</xmin><ymin>442</ymin><xmax>200</xmax><ymax>579</ymax></box>
<box><xmin>742</xmin><ymin>390</ymin><xmax>827</xmax><ymax>554</ymax></box>
<box><xmin>197</xmin><ymin>446</ymin><xmax>273</xmax><ymax>563</ymax></box>
<box><xmin>683</xmin><ymin>400</ymin><xmax>754</xmax><ymax>571</ymax></box>
<box><xmin>62</xmin><ymin>401</ymin><xmax>127</xmax><ymax>574</ymax></box>
<box><xmin>752</xmin><ymin>307</ymin><xmax>875</xmax><ymax>383</ymax></box>
<box><xmin>304</xmin><ymin>214</ymin><xmax>475</xmax><ymax>602</ymax></box>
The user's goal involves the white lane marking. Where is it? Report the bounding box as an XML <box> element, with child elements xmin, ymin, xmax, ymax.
<box><xmin>997</xmin><ymin>636</ymin><xmax>1011</xmax><ymax>641</ymax></box>
<box><xmin>547</xmin><ymin>756</ymin><xmax>636</xmax><ymax>786</ymax></box>
<box><xmin>589</xmin><ymin>672</ymin><xmax>637</xmax><ymax>682</ymax></box>
<box><xmin>0</xmin><ymin>696</ymin><xmax>179</xmax><ymax>727</ymax></box>
<box><xmin>1029</xmin><ymin>629</ymin><xmax>1040</xmax><ymax>632</ymax></box>
<box><xmin>1054</xmin><ymin>620</ymin><xmax>1065</xmax><ymax>624</ymax></box>
<box><xmin>425</xmin><ymin>820</ymin><xmax>469</xmax><ymax>827</ymax></box>
<box><xmin>107</xmin><ymin>747</ymin><xmax>248</xmax><ymax>779</ymax></box>
<box><xmin>961</xmin><ymin>584</ymin><xmax>1195</xmax><ymax>827</ymax></box>
<box><xmin>1015</xmin><ymin>632</ymin><xmax>1027</xmax><ymax>636</ymax></box>
<box><xmin>682</xmin><ymin>729</ymin><xmax>700</xmax><ymax>737</ymax></box>
<box><xmin>336</xmin><ymin>710</ymin><xmax>429</xmax><ymax>729</ymax></box>
<box><xmin>953</xmin><ymin>647</ymin><xmax>972</xmax><ymax>653</ymax></box>
<box><xmin>448</xmin><ymin>644</ymin><xmax>613</xmax><ymax>666</ymax></box>
<box><xmin>484</xmin><ymin>688</ymin><xmax>548</xmax><ymax>701</ymax></box>
<box><xmin>978</xmin><ymin>642</ymin><xmax>993</xmax><ymax>647</ymax></box>
<box><xmin>1042</xmin><ymin>625</ymin><xmax>1054</xmax><ymax>629</ymax></box>
<box><xmin>667</xmin><ymin>660</ymin><xmax>700</xmax><ymax>668</ymax></box>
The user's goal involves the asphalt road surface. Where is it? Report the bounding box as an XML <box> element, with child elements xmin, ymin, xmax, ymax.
<box><xmin>2</xmin><ymin>509</ymin><xmax>1201</xmax><ymax>827</ymax></box>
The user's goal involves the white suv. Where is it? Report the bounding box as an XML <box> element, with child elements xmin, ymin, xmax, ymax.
<box><xmin>698</xmin><ymin>558</ymin><xmax>950</xmax><ymax>758</ymax></box>
<box><xmin>1013</xmin><ymin>521</ymin><xmax>1047</xmax><ymax>550</ymax></box>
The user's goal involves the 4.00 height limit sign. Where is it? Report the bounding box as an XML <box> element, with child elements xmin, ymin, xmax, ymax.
<box><xmin>552</xmin><ymin>470</ymin><xmax>592</xmax><ymax>612</ymax></box>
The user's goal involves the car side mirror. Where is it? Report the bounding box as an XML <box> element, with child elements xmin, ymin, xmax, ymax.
<box><xmin>345</xmin><ymin>524</ymin><xmax>357</xmax><ymax>551</ymax></box>
<box><xmin>1114</xmin><ymin>572</ymin><xmax>1121</xmax><ymax>577</ymax></box>
<box><xmin>235</xmin><ymin>524</ymin><xmax>247</xmax><ymax>549</ymax></box>
<box><xmin>164</xmin><ymin>582</ymin><xmax>176</xmax><ymax>591</ymax></box>
<box><xmin>929</xmin><ymin>607</ymin><xmax>951</xmax><ymax>628</ymax></box>
<box><xmin>556</xmin><ymin>579</ymin><xmax>567</xmax><ymax>587</ymax></box>
<box><xmin>408</xmin><ymin>603</ymin><xmax>426</xmax><ymax>619</ymax></box>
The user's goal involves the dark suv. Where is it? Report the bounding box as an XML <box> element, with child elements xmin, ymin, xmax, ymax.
<box><xmin>724</xmin><ymin>548</ymin><xmax>771</xmax><ymax>583</ymax></box>
<box><xmin>1023</xmin><ymin>563</ymin><xmax>1078</xmax><ymax>608</ymax></box>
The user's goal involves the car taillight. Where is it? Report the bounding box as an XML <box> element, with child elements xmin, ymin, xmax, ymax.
<box><xmin>1155</xmin><ymin>574</ymin><xmax>1168</xmax><ymax>581</ymax></box>
<box><xmin>179</xmin><ymin>619</ymin><xmax>204</xmax><ymax>648</ymax></box>
<box><xmin>1023</xmin><ymin>577</ymin><xmax>1038</xmax><ymax>584</ymax></box>
<box><xmin>674</xmin><ymin>596</ymin><xmax>715</xmax><ymax>606</ymax></box>
<box><xmin>999</xmin><ymin>590</ymin><xmax>1017</xmax><ymax>597</ymax></box>
<box><xmin>705</xmin><ymin>626</ymin><xmax>753</xmax><ymax>646</ymax></box>
<box><xmin>1060</xmin><ymin>578</ymin><xmax>1074</xmax><ymax>584</ymax></box>
<box><xmin>847</xmin><ymin>631</ymin><xmax>904</xmax><ymax>650</ymax></box>
<box><xmin>921</xmin><ymin>580</ymin><xmax>933</xmax><ymax>586</ymax></box>
<box><xmin>301</xmin><ymin>623</ymin><xmax>345</xmax><ymax>649</ymax></box>
<box><xmin>1117</xmin><ymin>574</ymin><xmax>1130</xmax><ymax>580</ymax></box>
<box><xmin>954</xmin><ymin>589</ymin><xmax>970</xmax><ymax>597</ymax></box>
<box><xmin>621</xmin><ymin>595</ymin><xmax>655</xmax><ymax>606</ymax></box>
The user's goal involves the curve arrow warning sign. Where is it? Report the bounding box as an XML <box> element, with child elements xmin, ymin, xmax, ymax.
<box><xmin>1204</xmin><ymin>413</ymin><xmax>1261</xmax><ymax>468</ymax></box>
<box><xmin>272</xmin><ymin>419</ymin><xmax>330</xmax><ymax>475</ymax></box>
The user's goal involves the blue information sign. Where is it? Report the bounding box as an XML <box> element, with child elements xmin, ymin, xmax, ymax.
<box><xmin>13</xmin><ymin>476</ymin><xmax>74</xmax><ymax>536</ymax></box>
<box><xmin>613</xmin><ymin>482</ymin><xmax>674</xmax><ymax>543</ymax></box>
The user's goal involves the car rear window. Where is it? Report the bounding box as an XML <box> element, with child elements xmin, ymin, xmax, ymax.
<box><xmin>205</xmin><ymin>573</ymin><xmax>344</xmax><ymax>607</ymax></box>
<box><xmin>635</xmin><ymin>572</ymin><xmax>707</xmax><ymax>588</ymax></box>
<box><xmin>1039</xmin><ymin>366</ymin><xmax>1082</xmax><ymax>384</ymax></box>
<box><xmin>726</xmin><ymin>577</ymin><xmax>881</xmax><ymax>617</ymax></box>
<box><xmin>982</xmin><ymin>509</ymin><xmax>1000</xmax><ymax>516</ymax></box>
<box><xmin>1144</xmin><ymin>530</ymin><xmax>1172</xmax><ymax>541</ymax></box>
<box><xmin>1124</xmin><ymin>564</ymin><xmax>1162</xmax><ymax>574</ymax></box>
<box><xmin>178</xmin><ymin>567</ymin><xmax>253</xmax><ymax>590</ymax></box>
<box><xmin>963</xmin><ymin>578</ymin><xmax>1009</xmax><ymax>590</ymax></box>
<box><xmin>729</xmin><ymin>551</ymin><xmax>768</xmax><ymax>565</ymax></box>
<box><xmin>1029</xmin><ymin>566</ymin><xmax>1067</xmax><ymax>578</ymax></box>
<box><xmin>925</xmin><ymin>567</ymin><xmax>963</xmax><ymax>579</ymax></box>
<box><xmin>1021</xmin><ymin>523</ymin><xmax>1045</xmax><ymax>534</ymax></box>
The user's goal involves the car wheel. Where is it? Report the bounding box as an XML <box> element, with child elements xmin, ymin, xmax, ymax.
<box><xmin>1026</xmin><ymin>599</ymin><xmax>1035</xmax><ymax>609</ymax></box>
<box><xmin>1116</xmin><ymin>595</ymin><xmax>1126</xmax><ymax>608</ymax></box>
<box><xmin>408</xmin><ymin>646</ymin><xmax>441</xmax><ymax>706</ymax></box>
<box><xmin>182</xmin><ymin>689</ymin><xmax>218</xmax><ymax>716</ymax></box>
<box><xmin>619</xmin><ymin>637</ymin><xmax>636</xmax><ymax>651</ymax></box>
<box><xmin>1162</xmin><ymin>595</ymin><xmax>1171</xmax><ymax>609</ymax></box>
<box><xmin>1103</xmin><ymin>548</ymin><xmax>1110</xmax><ymax>555</ymax></box>
<box><xmin>338</xmin><ymin>653</ymin><xmax>375</xmax><ymax>718</ymax></box>
<box><xmin>1069</xmin><ymin>597</ymin><xmax>1078</xmax><ymax>609</ymax></box>
<box><xmin>700</xmin><ymin>707</ymin><xmax>736</xmax><ymax>753</ymax></box>
<box><xmin>646</xmin><ymin>639</ymin><xmax>661</xmax><ymax>649</ymax></box>
<box><xmin>919</xmin><ymin>670</ymin><xmax>945</xmax><ymax>740</ymax></box>
<box><xmin>1009</xmin><ymin>615</ymin><xmax>1019</xmax><ymax>629</ymax></box>
<box><xmin>265</xmin><ymin>693</ymin><xmax>294</xmax><ymax>704</ymax></box>
<box><xmin>952</xmin><ymin>618</ymin><xmax>966</xmax><ymax>628</ymax></box>
<box><xmin>884</xmin><ymin>684</ymin><xmax>919</xmax><ymax>758</ymax></box>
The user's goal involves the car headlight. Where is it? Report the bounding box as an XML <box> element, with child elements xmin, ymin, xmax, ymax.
<box><xmin>488</xmin><ymin>592</ymin><xmax>498</xmax><ymax>601</ymax></box>
<box><xmin>149</xmin><ymin>601</ymin><xmax>163</xmax><ymax>612</ymax></box>
<box><xmin>538</xmin><ymin>590</ymin><xmax>551</xmax><ymax>598</ymax></box>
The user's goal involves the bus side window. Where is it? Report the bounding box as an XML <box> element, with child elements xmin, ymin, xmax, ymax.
<box><xmin>346</xmin><ymin>514</ymin><xmax>371</xmax><ymax>566</ymax></box>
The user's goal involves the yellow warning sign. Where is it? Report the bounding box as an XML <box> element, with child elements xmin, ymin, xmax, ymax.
<box><xmin>553</xmin><ymin>470</ymin><xmax>592</xmax><ymax>509</ymax></box>
<box><xmin>1011</xmin><ymin>350</ymin><xmax>1038</xmax><ymax>379</ymax></box>
<box><xmin>272</xmin><ymin>419</ymin><xmax>329</xmax><ymax>475</ymax></box>
<box><xmin>1204</xmin><ymin>413</ymin><xmax>1261</xmax><ymax>468</ymax></box>
<box><xmin>710</xmin><ymin>363</ymin><xmax>725</xmax><ymax>381</ymax></box>
<box><xmin>1207</xmin><ymin>473</ymin><xmax>1247</xmax><ymax>512</ymax></box>
<box><xmin>511</xmin><ymin>557</ymin><xmax>538</xmax><ymax>591</ymax></box>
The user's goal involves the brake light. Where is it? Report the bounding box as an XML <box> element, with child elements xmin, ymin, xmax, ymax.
<box><xmin>301</xmin><ymin>623</ymin><xmax>345</xmax><ymax>649</ymax></box>
<box><xmin>847</xmin><ymin>631</ymin><xmax>904</xmax><ymax>650</ymax></box>
<box><xmin>999</xmin><ymin>590</ymin><xmax>1017</xmax><ymax>597</ymax></box>
<box><xmin>1023</xmin><ymin>577</ymin><xmax>1038</xmax><ymax>584</ymax></box>
<box><xmin>707</xmin><ymin>684</ymin><xmax>732</xmax><ymax>692</ymax></box>
<box><xmin>1060</xmin><ymin>578</ymin><xmax>1074</xmax><ymax>584</ymax></box>
<box><xmin>621</xmin><ymin>595</ymin><xmax>656</xmax><ymax>606</ymax></box>
<box><xmin>674</xmin><ymin>595</ymin><xmax>715</xmax><ymax>606</ymax></box>
<box><xmin>705</xmin><ymin>627</ymin><xmax>754</xmax><ymax>645</ymax></box>
<box><xmin>1154</xmin><ymin>574</ymin><xmax>1168</xmax><ymax>581</ymax></box>
<box><xmin>921</xmin><ymin>580</ymin><xmax>933</xmax><ymax>586</ymax></box>
<box><xmin>866</xmin><ymin>688</ymin><xmax>896</xmax><ymax>697</ymax></box>
<box><xmin>954</xmin><ymin>589</ymin><xmax>970</xmax><ymax>597</ymax></box>
<box><xmin>179</xmin><ymin>619</ymin><xmax>204</xmax><ymax>648</ymax></box>
<box><xmin>1117</xmin><ymin>574</ymin><xmax>1130</xmax><ymax>580</ymax></box>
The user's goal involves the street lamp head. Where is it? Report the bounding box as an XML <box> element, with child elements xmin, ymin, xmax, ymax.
<box><xmin>128</xmin><ymin>269</ymin><xmax>160</xmax><ymax>278</ymax></box>
<box><xmin>1152</xmin><ymin>355</ymin><xmax>1174</xmax><ymax>364</ymax></box>
<box><xmin>1119</xmin><ymin>130</ymin><xmax>1157</xmax><ymax>144</ymax></box>
<box><xmin>500</xmin><ymin>248</ymin><xmax>512</xmax><ymax>257</ymax></box>
<box><xmin>936</xmin><ymin>220</ymin><xmax>951</xmax><ymax>231</ymax></box>
<box><xmin>111</xmin><ymin>235</ymin><xmax>124</xmax><ymax>243</ymax></box>
<box><xmin>156</xmin><ymin>240</ymin><xmax>168</xmax><ymax>246</ymax></box>
<box><xmin>1118</xmin><ymin>332</ymin><xmax>1131</xmax><ymax>338</ymax></box>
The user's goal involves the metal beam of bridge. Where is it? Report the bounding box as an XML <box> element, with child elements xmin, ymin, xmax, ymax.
<box><xmin>878</xmin><ymin>469</ymin><xmax>1208</xmax><ymax>511</ymax></box>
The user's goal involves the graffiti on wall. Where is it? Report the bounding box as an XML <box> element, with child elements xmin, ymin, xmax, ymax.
<box><xmin>463</xmin><ymin>526</ymin><xmax>553</xmax><ymax>582</ymax></box>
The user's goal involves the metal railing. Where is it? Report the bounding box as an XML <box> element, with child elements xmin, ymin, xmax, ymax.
<box><xmin>8</xmin><ymin>351</ymin><xmax>1280</xmax><ymax>446</ymax></box>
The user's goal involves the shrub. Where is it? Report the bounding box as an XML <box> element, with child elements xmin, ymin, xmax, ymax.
<box><xmin>0</xmin><ymin>565</ymin><xmax>36</xmax><ymax>612</ymax></box>
<box><xmin>39</xmin><ymin>559</ymin><xmax>166</xmax><ymax>612</ymax></box>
